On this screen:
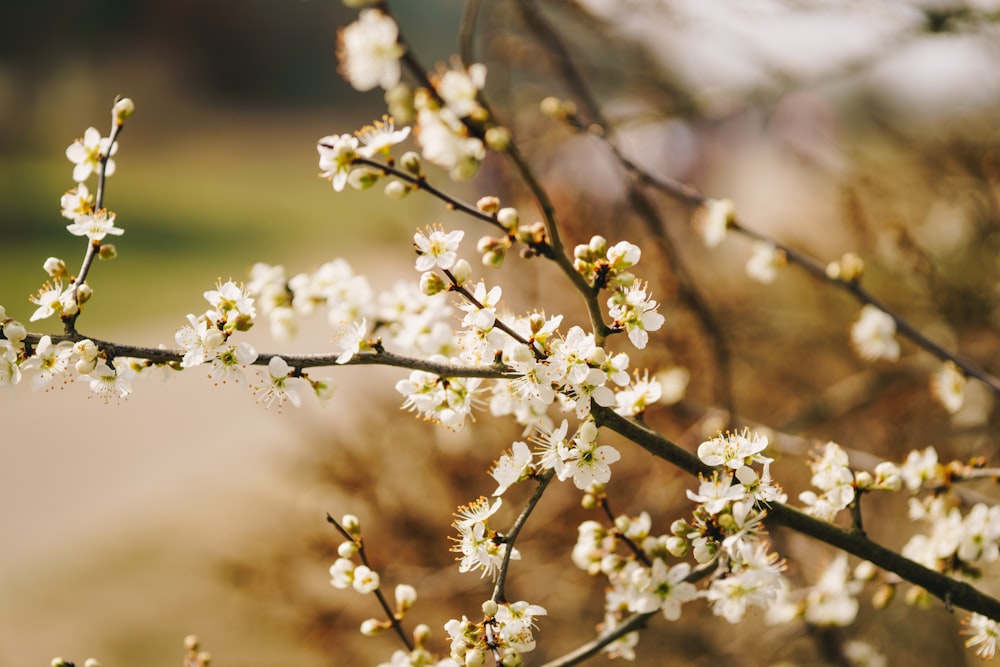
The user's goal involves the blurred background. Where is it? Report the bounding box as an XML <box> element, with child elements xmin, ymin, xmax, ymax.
<box><xmin>2</xmin><ymin>1</ymin><xmax>1000</xmax><ymax>666</ymax></box>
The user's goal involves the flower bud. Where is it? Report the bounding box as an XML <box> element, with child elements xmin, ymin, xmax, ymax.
<box><xmin>75</xmin><ymin>283</ymin><xmax>93</xmax><ymax>305</ymax></box>
<box><xmin>384</xmin><ymin>180</ymin><xmax>410</xmax><ymax>200</ymax></box>
<box><xmin>465</xmin><ymin>648</ymin><xmax>487</xmax><ymax>667</ymax></box>
<box><xmin>854</xmin><ymin>560</ymin><xmax>876</xmax><ymax>581</ymax></box>
<box><xmin>588</xmin><ymin>235</ymin><xmax>607</xmax><ymax>255</ymax></box>
<box><xmin>482</xmin><ymin>249</ymin><xmax>505</xmax><ymax>268</ymax></box>
<box><xmin>184</xmin><ymin>635</ymin><xmax>201</xmax><ymax>651</ymax></box>
<box><xmin>485</xmin><ymin>126</ymin><xmax>511</xmax><ymax>152</ymax></box>
<box><xmin>476</xmin><ymin>196</ymin><xmax>500</xmax><ymax>214</ymax></box>
<box><xmin>581</xmin><ymin>493</ymin><xmax>597</xmax><ymax>509</ymax></box>
<box><xmin>420</xmin><ymin>271</ymin><xmax>447</xmax><ymax>296</ymax></box>
<box><xmin>43</xmin><ymin>257</ymin><xmax>67</xmax><ymax>279</ymax></box>
<box><xmin>395</xmin><ymin>583</ymin><xmax>418</xmax><ymax>612</ymax></box>
<box><xmin>360</xmin><ymin>618</ymin><xmax>384</xmax><ymax>636</ymax></box>
<box><xmin>413</xmin><ymin>623</ymin><xmax>432</xmax><ymax>647</ymax></box>
<box><xmin>84</xmin><ymin>660</ymin><xmax>101</xmax><ymax>667</ymax></box>
<box><xmin>872</xmin><ymin>583</ymin><xmax>895</xmax><ymax>609</ymax></box>
<box><xmin>500</xmin><ymin>649</ymin><xmax>523</xmax><ymax>667</ymax></box>
<box><xmin>3</xmin><ymin>319</ymin><xmax>26</xmax><ymax>343</ymax></box>
<box><xmin>113</xmin><ymin>97</ymin><xmax>135</xmax><ymax>126</ymax></box>
<box><xmin>98</xmin><ymin>244</ymin><xmax>118</xmax><ymax>260</ymax></box>
<box><xmin>338</xmin><ymin>541</ymin><xmax>357</xmax><ymax>559</ymax></box>
<box><xmin>348</xmin><ymin>166</ymin><xmax>381</xmax><ymax>190</ymax></box>
<box><xmin>400</xmin><ymin>151</ymin><xmax>422</xmax><ymax>175</ymax></box>
<box><xmin>853</xmin><ymin>470</ymin><xmax>873</xmax><ymax>490</ymax></box>
<box><xmin>839</xmin><ymin>252</ymin><xmax>865</xmax><ymax>282</ymax></box>
<box><xmin>613</xmin><ymin>515</ymin><xmax>630</xmax><ymax>533</ymax></box>
<box><xmin>342</xmin><ymin>514</ymin><xmax>361</xmax><ymax>534</ymax></box>
<box><xmin>481</xmin><ymin>599</ymin><xmax>499</xmax><ymax>617</ymax></box>
<box><xmin>496</xmin><ymin>207</ymin><xmax>519</xmax><ymax>231</ymax></box>
<box><xmin>451</xmin><ymin>259</ymin><xmax>472</xmax><ymax>285</ymax></box>
<box><xmin>665</xmin><ymin>536</ymin><xmax>688</xmax><ymax>558</ymax></box>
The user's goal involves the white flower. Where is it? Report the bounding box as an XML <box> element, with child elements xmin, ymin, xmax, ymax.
<box><xmin>352</xmin><ymin>565</ymin><xmax>381</xmax><ymax>594</ymax></box>
<box><xmin>356</xmin><ymin>115</ymin><xmax>411</xmax><ymax>158</ymax></box>
<box><xmin>87</xmin><ymin>359</ymin><xmax>134</xmax><ymax>403</ymax></box>
<box><xmin>318</xmin><ymin>134</ymin><xmax>360</xmax><ymax>191</ymax></box>
<box><xmin>607</xmin><ymin>241</ymin><xmax>641</xmax><ymax>271</ymax></box>
<box><xmin>623</xmin><ymin>558</ymin><xmax>698</xmax><ymax>620</ymax></box>
<box><xmin>697</xmin><ymin>429</ymin><xmax>770</xmax><ymax>470</ymax></box>
<box><xmin>803</xmin><ymin>555</ymin><xmax>861</xmax><ymax>626</ymax></box>
<box><xmin>20</xmin><ymin>335</ymin><xmax>75</xmax><ymax>391</ymax></box>
<box><xmin>746</xmin><ymin>241</ymin><xmax>782</xmax><ymax>283</ymax></box>
<box><xmin>29</xmin><ymin>282</ymin><xmax>67</xmax><ymax>322</ymax></box>
<box><xmin>329</xmin><ymin>557</ymin><xmax>354</xmax><ymax>588</ymax></box>
<box><xmin>557</xmin><ymin>420</ymin><xmax>621</xmax><ymax>489</ymax></box>
<box><xmin>686</xmin><ymin>471</ymin><xmax>747</xmax><ymax>515</ymax></box>
<box><xmin>203</xmin><ymin>280</ymin><xmax>255</xmax><ymax>320</ymax></box>
<box><xmin>65</xmin><ymin>127</ymin><xmax>117</xmax><ymax>183</ymax></box>
<box><xmin>256</xmin><ymin>356</ymin><xmax>310</xmax><ymax>409</ymax></box>
<box><xmin>694</xmin><ymin>198</ymin><xmax>734</xmax><ymax>248</ymax></box>
<box><xmin>490</xmin><ymin>441</ymin><xmax>534</xmax><ymax>496</ymax></box>
<box><xmin>931</xmin><ymin>362</ymin><xmax>966</xmax><ymax>414</ymax></box>
<box><xmin>332</xmin><ymin>318</ymin><xmax>368</xmax><ymax>363</ymax></box>
<box><xmin>208</xmin><ymin>342</ymin><xmax>258</xmax><ymax>384</ymax></box>
<box><xmin>0</xmin><ymin>340</ymin><xmax>21</xmax><ymax>389</ymax></box>
<box><xmin>607</xmin><ymin>282</ymin><xmax>665</xmax><ymax>349</ymax></box>
<box><xmin>451</xmin><ymin>497</ymin><xmax>519</xmax><ymax>579</ymax></box>
<box><xmin>175</xmin><ymin>314</ymin><xmax>225</xmax><ymax>368</ymax></box>
<box><xmin>435</xmin><ymin>62</ymin><xmax>487</xmax><ymax>118</ymax></box>
<box><xmin>900</xmin><ymin>446</ymin><xmax>940</xmax><ymax>492</ymax></box>
<box><xmin>60</xmin><ymin>183</ymin><xmax>94</xmax><ymax>220</ymax></box>
<box><xmin>415</xmin><ymin>107</ymin><xmax>485</xmax><ymax>180</ymax></box>
<box><xmin>414</xmin><ymin>227</ymin><xmax>465</xmax><ymax>272</ymax></box>
<box><xmin>66</xmin><ymin>209</ymin><xmax>124</xmax><ymax>242</ymax></box>
<box><xmin>963</xmin><ymin>613</ymin><xmax>1000</xmax><ymax>660</ymax></box>
<box><xmin>337</xmin><ymin>9</ymin><xmax>404</xmax><ymax>91</ymax></box>
<box><xmin>850</xmin><ymin>305</ymin><xmax>899</xmax><ymax>362</ymax></box>
<box><xmin>614</xmin><ymin>371</ymin><xmax>662</xmax><ymax>416</ymax></box>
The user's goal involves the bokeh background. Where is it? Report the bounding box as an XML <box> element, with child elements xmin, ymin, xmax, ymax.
<box><xmin>3</xmin><ymin>1</ymin><xmax>1000</xmax><ymax>666</ymax></box>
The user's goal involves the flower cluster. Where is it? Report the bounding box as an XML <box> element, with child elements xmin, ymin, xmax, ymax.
<box><xmin>444</xmin><ymin>599</ymin><xmax>547</xmax><ymax>667</ymax></box>
<box><xmin>799</xmin><ymin>441</ymin><xmax>901</xmax><ymax>521</ymax></box>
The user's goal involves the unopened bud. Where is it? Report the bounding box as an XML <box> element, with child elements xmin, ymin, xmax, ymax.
<box><xmin>666</xmin><ymin>536</ymin><xmax>688</xmax><ymax>558</ymax></box>
<box><xmin>184</xmin><ymin>635</ymin><xmax>200</xmax><ymax>651</ymax></box>
<box><xmin>414</xmin><ymin>623</ymin><xmax>432</xmax><ymax>646</ymax></box>
<box><xmin>451</xmin><ymin>259</ymin><xmax>472</xmax><ymax>285</ymax></box>
<box><xmin>838</xmin><ymin>252</ymin><xmax>865</xmax><ymax>282</ymax></box>
<box><xmin>342</xmin><ymin>514</ymin><xmax>361</xmax><ymax>534</ymax></box>
<box><xmin>384</xmin><ymin>180</ymin><xmax>410</xmax><ymax>200</ymax></box>
<box><xmin>83</xmin><ymin>660</ymin><xmax>101</xmax><ymax>667</ymax></box>
<box><xmin>496</xmin><ymin>207</ymin><xmax>519</xmax><ymax>231</ymax></box>
<box><xmin>476</xmin><ymin>196</ymin><xmax>500</xmax><ymax>214</ymax></box>
<box><xmin>348</xmin><ymin>166</ymin><xmax>381</xmax><ymax>190</ymax></box>
<box><xmin>400</xmin><ymin>151</ymin><xmax>422</xmax><ymax>175</ymax></box>
<box><xmin>395</xmin><ymin>583</ymin><xmax>418</xmax><ymax>611</ymax></box>
<box><xmin>420</xmin><ymin>271</ymin><xmax>447</xmax><ymax>295</ymax></box>
<box><xmin>44</xmin><ymin>257</ymin><xmax>67</xmax><ymax>279</ymax></box>
<box><xmin>113</xmin><ymin>97</ymin><xmax>135</xmax><ymax>126</ymax></box>
<box><xmin>337</xmin><ymin>541</ymin><xmax>357</xmax><ymax>559</ymax></box>
<box><xmin>76</xmin><ymin>283</ymin><xmax>93</xmax><ymax>304</ymax></box>
<box><xmin>3</xmin><ymin>319</ymin><xmax>26</xmax><ymax>343</ymax></box>
<box><xmin>581</xmin><ymin>493</ymin><xmax>597</xmax><ymax>509</ymax></box>
<box><xmin>360</xmin><ymin>618</ymin><xmax>384</xmax><ymax>636</ymax></box>
<box><xmin>485</xmin><ymin>126</ymin><xmax>511</xmax><ymax>152</ymax></box>
<box><xmin>98</xmin><ymin>244</ymin><xmax>117</xmax><ymax>260</ymax></box>
<box><xmin>872</xmin><ymin>583</ymin><xmax>895</xmax><ymax>609</ymax></box>
<box><xmin>481</xmin><ymin>599</ymin><xmax>499</xmax><ymax>617</ymax></box>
